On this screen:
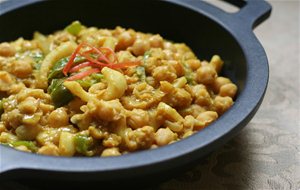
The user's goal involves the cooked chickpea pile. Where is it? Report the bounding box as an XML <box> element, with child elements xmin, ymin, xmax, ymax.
<box><xmin>0</xmin><ymin>21</ymin><xmax>237</xmax><ymax>157</ymax></box>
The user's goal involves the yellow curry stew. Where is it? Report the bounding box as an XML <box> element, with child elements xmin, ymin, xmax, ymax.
<box><xmin>0</xmin><ymin>21</ymin><xmax>237</xmax><ymax>157</ymax></box>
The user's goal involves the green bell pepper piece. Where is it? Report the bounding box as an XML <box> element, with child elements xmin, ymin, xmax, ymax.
<box><xmin>74</xmin><ymin>134</ymin><xmax>93</xmax><ymax>156</ymax></box>
<box><xmin>11</xmin><ymin>141</ymin><xmax>38</xmax><ymax>152</ymax></box>
<box><xmin>91</xmin><ymin>73</ymin><xmax>104</xmax><ymax>81</ymax></box>
<box><xmin>136</xmin><ymin>66</ymin><xmax>146</xmax><ymax>82</ymax></box>
<box><xmin>48</xmin><ymin>79</ymin><xmax>74</xmax><ymax>108</ymax></box>
<box><xmin>65</xmin><ymin>21</ymin><xmax>83</xmax><ymax>36</ymax></box>
<box><xmin>29</xmin><ymin>51</ymin><xmax>44</xmax><ymax>70</ymax></box>
<box><xmin>76</xmin><ymin>73</ymin><xmax>104</xmax><ymax>89</ymax></box>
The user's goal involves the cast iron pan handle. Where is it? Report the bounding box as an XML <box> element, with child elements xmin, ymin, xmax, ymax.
<box><xmin>227</xmin><ymin>0</ymin><xmax>272</xmax><ymax>29</ymax></box>
<box><xmin>180</xmin><ymin>0</ymin><xmax>272</xmax><ymax>29</ymax></box>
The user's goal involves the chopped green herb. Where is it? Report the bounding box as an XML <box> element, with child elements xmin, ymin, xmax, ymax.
<box><xmin>136</xmin><ymin>66</ymin><xmax>146</xmax><ymax>82</ymax></box>
<box><xmin>30</xmin><ymin>51</ymin><xmax>44</xmax><ymax>62</ymax></box>
<box><xmin>30</xmin><ymin>51</ymin><xmax>44</xmax><ymax>70</ymax></box>
<box><xmin>183</xmin><ymin>62</ymin><xmax>196</xmax><ymax>85</ymax></box>
<box><xmin>143</xmin><ymin>51</ymin><xmax>151</xmax><ymax>61</ymax></box>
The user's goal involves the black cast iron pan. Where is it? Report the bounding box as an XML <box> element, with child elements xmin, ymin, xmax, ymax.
<box><xmin>0</xmin><ymin>0</ymin><xmax>271</xmax><ymax>187</ymax></box>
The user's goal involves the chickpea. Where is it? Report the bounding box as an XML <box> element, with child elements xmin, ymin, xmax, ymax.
<box><xmin>0</xmin><ymin>123</ymin><xmax>6</xmax><ymax>133</ymax></box>
<box><xmin>48</xmin><ymin>108</ymin><xmax>69</xmax><ymax>128</ymax></box>
<box><xmin>186</xmin><ymin>59</ymin><xmax>201</xmax><ymax>71</ymax></box>
<box><xmin>184</xmin><ymin>52</ymin><xmax>196</xmax><ymax>60</ymax></box>
<box><xmin>213</xmin><ymin>95</ymin><xmax>234</xmax><ymax>115</ymax></box>
<box><xmin>101</xmin><ymin>147</ymin><xmax>121</xmax><ymax>157</ymax></box>
<box><xmin>149</xmin><ymin>34</ymin><xmax>163</xmax><ymax>48</ymax></box>
<box><xmin>10</xmin><ymin>58</ymin><xmax>33</xmax><ymax>78</ymax></box>
<box><xmin>201</xmin><ymin>61</ymin><xmax>209</xmax><ymax>67</ymax></box>
<box><xmin>8</xmin><ymin>83</ymin><xmax>26</xmax><ymax>95</ymax></box>
<box><xmin>163</xmin><ymin>49</ymin><xmax>174</xmax><ymax>60</ymax></box>
<box><xmin>196</xmin><ymin>65</ymin><xmax>217</xmax><ymax>85</ymax></box>
<box><xmin>219</xmin><ymin>83</ymin><xmax>237</xmax><ymax>98</ymax></box>
<box><xmin>130</xmin><ymin>39</ymin><xmax>150</xmax><ymax>56</ymax></box>
<box><xmin>155</xmin><ymin>128</ymin><xmax>177</xmax><ymax>146</ymax></box>
<box><xmin>179</xmin><ymin>104</ymin><xmax>206</xmax><ymax>118</ymax></box>
<box><xmin>146</xmin><ymin>76</ymin><xmax>156</xmax><ymax>87</ymax></box>
<box><xmin>160</xmin><ymin>81</ymin><xmax>174</xmax><ymax>93</ymax></box>
<box><xmin>15</xmin><ymin>125</ymin><xmax>41</xmax><ymax>141</ymax></box>
<box><xmin>38</xmin><ymin>103</ymin><xmax>54</xmax><ymax>115</ymax></box>
<box><xmin>16</xmin><ymin>88</ymin><xmax>51</xmax><ymax>102</ymax></box>
<box><xmin>163</xmin><ymin>41</ymin><xmax>177</xmax><ymax>52</ymax></box>
<box><xmin>18</xmin><ymin>97</ymin><xmax>38</xmax><ymax>114</ymax></box>
<box><xmin>0</xmin><ymin>71</ymin><xmax>15</xmax><ymax>92</ymax></box>
<box><xmin>167</xmin><ymin>60</ymin><xmax>185</xmax><ymax>77</ymax></box>
<box><xmin>162</xmin><ymin>88</ymin><xmax>192</xmax><ymax>108</ymax></box>
<box><xmin>15</xmin><ymin>145</ymin><xmax>31</xmax><ymax>152</ymax></box>
<box><xmin>152</xmin><ymin>65</ymin><xmax>177</xmax><ymax>82</ymax></box>
<box><xmin>116</xmin><ymin>31</ymin><xmax>136</xmax><ymax>50</ymax></box>
<box><xmin>37</xmin><ymin>144</ymin><xmax>59</xmax><ymax>156</ymax></box>
<box><xmin>0</xmin><ymin>42</ymin><xmax>16</xmax><ymax>57</ymax></box>
<box><xmin>117</xmin><ymin>50</ymin><xmax>136</xmax><ymax>63</ymax></box>
<box><xmin>36</xmin><ymin>128</ymin><xmax>60</xmax><ymax>145</ymax></box>
<box><xmin>2</xmin><ymin>109</ymin><xmax>22</xmax><ymax>129</ymax></box>
<box><xmin>211</xmin><ymin>77</ymin><xmax>231</xmax><ymax>93</ymax></box>
<box><xmin>210</xmin><ymin>55</ymin><xmax>224</xmax><ymax>74</ymax></box>
<box><xmin>0</xmin><ymin>132</ymin><xmax>18</xmax><ymax>143</ymax></box>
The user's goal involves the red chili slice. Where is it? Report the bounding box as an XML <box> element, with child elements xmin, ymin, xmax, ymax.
<box><xmin>110</xmin><ymin>60</ymin><xmax>141</xmax><ymax>69</ymax></box>
<box><xmin>99</xmin><ymin>47</ymin><xmax>119</xmax><ymax>63</ymax></box>
<box><xmin>69</xmin><ymin>61</ymin><xmax>101</xmax><ymax>73</ymax></box>
<box><xmin>63</xmin><ymin>43</ymin><xmax>84</xmax><ymax>76</ymax></box>
<box><xmin>66</xmin><ymin>68</ymin><xmax>101</xmax><ymax>81</ymax></box>
<box><xmin>63</xmin><ymin>42</ymin><xmax>140</xmax><ymax>78</ymax></box>
<box><xmin>79</xmin><ymin>52</ymin><xmax>113</xmax><ymax>67</ymax></box>
<box><xmin>82</xmin><ymin>44</ymin><xmax>112</xmax><ymax>64</ymax></box>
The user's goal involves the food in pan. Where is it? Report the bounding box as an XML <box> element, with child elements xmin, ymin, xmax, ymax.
<box><xmin>0</xmin><ymin>21</ymin><xmax>237</xmax><ymax>157</ymax></box>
